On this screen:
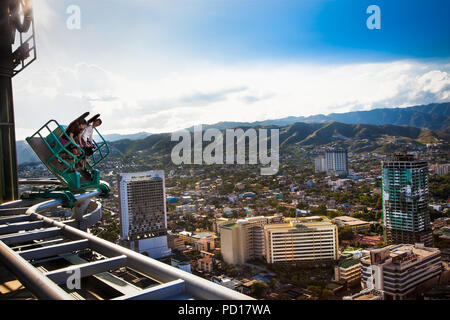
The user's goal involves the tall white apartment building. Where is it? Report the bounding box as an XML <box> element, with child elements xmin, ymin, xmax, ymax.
<box><xmin>314</xmin><ymin>156</ymin><xmax>327</xmax><ymax>173</ymax></box>
<box><xmin>118</xmin><ymin>170</ymin><xmax>171</xmax><ymax>259</ymax></box>
<box><xmin>431</xmin><ymin>163</ymin><xmax>450</xmax><ymax>176</ymax></box>
<box><xmin>264</xmin><ymin>216</ymin><xmax>339</xmax><ymax>264</ymax></box>
<box><xmin>325</xmin><ymin>148</ymin><xmax>348</xmax><ymax>175</ymax></box>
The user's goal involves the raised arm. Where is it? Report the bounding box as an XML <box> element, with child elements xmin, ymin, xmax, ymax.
<box><xmin>77</xmin><ymin>132</ymin><xmax>83</xmax><ymax>146</ymax></box>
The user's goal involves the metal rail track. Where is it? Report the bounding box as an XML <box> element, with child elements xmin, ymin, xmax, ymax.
<box><xmin>0</xmin><ymin>191</ymin><xmax>252</xmax><ymax>300</ymax></box>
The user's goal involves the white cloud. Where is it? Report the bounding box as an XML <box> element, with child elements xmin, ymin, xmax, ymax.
<box><xmin>13</xmin><ymin>59</ymin><xmax>450</xmax><ymax>140</ymax></box>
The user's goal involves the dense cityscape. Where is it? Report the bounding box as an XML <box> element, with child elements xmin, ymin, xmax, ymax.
<box><xmin>17</xmin><ymin>137</ymin><xmax>450</xmax><ymax>300</ymax></box>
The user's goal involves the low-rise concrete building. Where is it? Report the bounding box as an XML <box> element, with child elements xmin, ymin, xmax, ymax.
<box><xmin>167</xmin><ymin>234</ymin><xmax>185</xmax><ymax>249</ymax></box>
<box><xmin>360</xmin><ymin>244</ymin><xmax>443</xmax><ymax>300</ymax></box>
<box><xmin>334</xmin><ymin>259</ymin><xmax>361</xmax><ymax>283</ymax></box>
<box><xmin>197</xmin><ymin>255</ymin><xmax>214</xmax><ymax>273</ymax></box>
<box><xmin>332</xmin><ymin>216</ymin><xmax>371</xmax><ymax>232</ymax></box>
<box><xmin>191</xmin><ymin>233</ymin><xmax>216</xmax><ymax>252</ymax></box>
<box><xmin>170</xmin><ymin>258</ymin><xmax>192</xmax><ymax>273</ymax></box>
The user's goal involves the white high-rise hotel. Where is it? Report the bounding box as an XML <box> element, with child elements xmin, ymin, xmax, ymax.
<box><xmin>315</xmin><ymin>148</ymin><xmax>349</xmax><ymax>175</ymax></box>
<box><xmin>118</xmin><ymin>170</ymin><xmax>171</xmax><ymax>259</ymax></box>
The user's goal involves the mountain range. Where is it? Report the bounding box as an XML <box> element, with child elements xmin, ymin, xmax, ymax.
<box><xmin>196</xmin><ymin>102</ymin><xmax>450</xmax><ymax>132</ymax></box>
<box><xmin>17</xmin><ymin>102</ymin><xmax>449</xmax><ymax>164</ymax></box>
<box><xmin>110</xmin><ymin>121</ymin><xmax>449</xmax><ymax>158</ymax></box>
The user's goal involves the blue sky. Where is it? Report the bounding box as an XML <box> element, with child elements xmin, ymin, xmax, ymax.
<box><xmin>36</xmin><ymin>0</ymin><xmax>450</xmax><ymax>62</ymax></box>
<box><xmin>171</xmin><ymin>0</ymin><xmax>450</xmax><ymax>62</ymax></box>
<box><xmin>13</xmin><ymin>0</ymin><xmax>450</xmax><ymax>138</ymax></box>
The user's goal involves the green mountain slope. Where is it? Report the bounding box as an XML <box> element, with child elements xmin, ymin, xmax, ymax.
<box><xmin>110</xmin><ymin>121</ymin><xmax>450</xmax><ymax>157</ymax></box>
<box><xmin>196</xmin><ymin>102</ymin><xmax>450</xmax><ymax>131</ymax></box>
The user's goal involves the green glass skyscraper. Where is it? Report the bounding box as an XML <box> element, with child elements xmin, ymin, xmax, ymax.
<box><xmin>381</xmin><ymin>154</ymin><xmax>433</xmax><ymax>247</ymax></box>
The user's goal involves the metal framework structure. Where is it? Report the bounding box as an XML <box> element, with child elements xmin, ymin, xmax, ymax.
<box><xmin>1</xmin><ymin>0</ymin><xmax>38</xmax><ymax>203</ymax></box>
<box><xmin>0</xmin><ymin>190</ymin><xmax>252</xmax><ymax>300</ymax></box>
<box><xmin>11</xmin><ymin>2</ymin><xmax>37</xmax><ymax>77</ymax></box>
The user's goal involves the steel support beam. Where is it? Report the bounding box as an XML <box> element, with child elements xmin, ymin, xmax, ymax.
<box><xmin>0</xmin><ymin>214</ymin><xmax>30</xmax><ymax>224</ymax></box>
<box><xmin>0</xmin><ymin>207</ymin><xmax>30</xmax><ymax>216</ymax></box>
<box><xmin>44</xmin><ymin>255</ymin><xmax>127</xmax><ymax>285</ymax></box>
<box><xmin>0</xmin><ymin>199</ymin><xmax>41</xmax><ymax>214</ymax></box>
<box><xmin>0</xmin><ymin>227</ymin><xmax>61</xmax><ymax>245</ymax></box>
<box><xmin>0</xmin><ymin>220</ymin><xmax>44</xmax><ymax>235</ymax></box>
<box><xmin>114</xmin><ymin>279</ymin><xmax>186</xmax><ymax>300</ymax></box>
<box><xmin>19</xmin><ymin>239</ymin><xmax>90</xmax><ymax>260</ymax></box>
<box><xmin>18</xmin><ymin>178</ymin><xmax>62</xmax><ymax>186</ymax></box>
<box><xmin>0</xmin><ymin>240</ymin><xmax>71</xmax><ymax>299</ymax></box>
<box><xmin>10</xmin><ymin>237</ymin><xmax>65</xmax><ymax>251</ymax></box>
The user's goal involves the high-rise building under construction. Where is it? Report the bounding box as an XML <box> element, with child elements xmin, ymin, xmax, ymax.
<box><xmin>381</xmin><ymin>154</ymin><xmax>433</xmax><ymax>247</ymax></box>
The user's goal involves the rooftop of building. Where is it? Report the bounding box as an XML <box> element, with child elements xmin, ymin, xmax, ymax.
<box><xmin>191</xmin><ymin>232</ymin><xmax>215</xmax><ymax>239</ymax></box>
<box><xmin>121</xmin><ymin>176</ymin><xmax>163</xmax><ymax>182</ymax></box>
<box><xmin>198</xmin><ymin>256</ymin><xmax>213</xmax><ymax>263</ymax></box>
<box><xmin>332</xmin><ymin>216</ymin><xmax>371</xmax><ymax>226</ymax></box>
<box><xmin>339</xmin><ymin>258</ymin><xmax>361</xmax><ymax>269</ymax></box>
<box><xmin>344</xmin><ymin>289</ymin><xmax>383</xmax><ymax>300</ymax></box>
<box><xmin>391</xmin><ymin>245</ymin><xmax>437</xmax><ymax>260</ymax></box>
<box><xmin>362</xmin><ymin>244</ymin><xmax>440</xmax><ymax>266</ymax></box>
<box><xmin>285</xmin><ymin>216</ymin><xmax>330</xmax><ymax>223</ymax></box>
<box><xmin>265</xmin><ymin>216</ymin><xmax>335</xmax><ymax>231</ymax></box>
<box><xmin>382</xmin><ymin>153</ymin><xmax>428</xmax><ymax>165</ymax></box>
<box><xmin>354</xmin><ymin>293</ymin><xmax>379</xmax><ymax>300</ymax></box>
<box><xmin>392</xmin><ymin>154</ymin><xmax>416</xmax><ymax>161</ymax></box>
<box><xmin>219</xmin><ymin>215</ymin><xmax>283</xmax><ymax>229</ymax></box>
<box><xmin>221</xmin><ymin>223</ymin><xmax>237</xmax><ymax>229</ymax></box>
<box><xmin>236</xmin><ymin>216</ymin><xmax>268</xmax><ymax>223</ymax></box>
<box><xmin>325</xmin><ymin>148</ymin><xmax>347</xmax><ymax>153</ymax></box>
